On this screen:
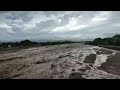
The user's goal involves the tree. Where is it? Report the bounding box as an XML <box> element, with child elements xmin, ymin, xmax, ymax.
<box><xmin>93</xmin><ymin>38</ymin><xmax>102</xmax><ymax>45</ymax></box>
<box><xmin>86</xmin><ymin>34</ymin><xmax>120</xmax><ymax>46</ymax></box>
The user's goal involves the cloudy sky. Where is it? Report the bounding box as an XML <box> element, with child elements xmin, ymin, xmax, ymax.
<box><xmin>0</xmin><ymin>11</ymin><xmax>120</xmax><ymax>42</ymax></box>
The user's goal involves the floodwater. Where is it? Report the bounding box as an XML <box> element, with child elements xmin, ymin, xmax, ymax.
<box><xmin>0</xmin><ymin>43</ymin><xmax>120</xmax><ymax>79</ymax></box>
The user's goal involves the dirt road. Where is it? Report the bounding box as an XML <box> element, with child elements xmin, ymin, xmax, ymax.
<box><xmin>0</xmin><ymin>43</ymin><xmax>120</xmax><ymax>79</ymax></box>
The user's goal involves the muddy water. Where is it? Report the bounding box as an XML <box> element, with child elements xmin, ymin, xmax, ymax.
<box><xmin>0</xmin><ymin>43</ymin><xmax>120</xmax><ymax>79</ymax></box>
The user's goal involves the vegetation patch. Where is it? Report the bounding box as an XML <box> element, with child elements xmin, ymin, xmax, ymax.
<box><xmin>0</xmin><ymin>40</ymin><xmax>77</xmax><ymax>53</ymax></box>
<box><xmin>86</xmin><ymin>34</ymin><xmax>120</xmax><ymax>51</ymax></box>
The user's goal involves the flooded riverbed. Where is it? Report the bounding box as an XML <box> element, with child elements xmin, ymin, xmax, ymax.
<box><xmin>0</xmin><ymin>43</ymin><xmax>120</xmax><ymax>79</ymax></box>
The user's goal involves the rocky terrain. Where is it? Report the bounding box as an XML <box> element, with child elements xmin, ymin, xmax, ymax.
<box><xmin>0</xmin><ymin>43</ymin><xmax>120</xmax><ymax>79</ymax></box>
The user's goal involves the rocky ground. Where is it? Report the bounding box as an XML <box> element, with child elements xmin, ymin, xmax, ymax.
<box><xmin>0</xmin><ymin>43</ymin><xmax>120</xmax><ymax>79</ymax></box>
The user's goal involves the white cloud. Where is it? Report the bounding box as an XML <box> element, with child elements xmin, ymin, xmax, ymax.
<box><xmin>0</xmin><ymin>23</ymin><xmax>15</xmax><ymax>35</ymax></box>
<box><xmin>21</xmin><ymin>11</ymin><xmax>77</xmax><ymax>32</ymax></box>
<box><xmin>0</xmin><ymin>23</ymin><xmax>11</xmax><ymax>29</ymax></box>
<box><xmin>57</xmin><ymin>19</ymin><xmax>61</xmax><ymax>23</ymax></box>
<box><xmin>69</xmin><ymin>25</ymin><xmax>89</xmax><ymax>31</ymax></box>
<box><xmin>52</xmin><ymin>18</ymin><xmax>76</xmax><ymax>32</ymax></box>
<box><xmin>12</xmin><ymin>18</ymin><xmax>23</xmax><ymax>23</ymax></box>
<box><xmin>52</xmin><ymin>12</ymin><xmax>112</xmax><ymax>33</ymax></box>
<box><xmin>56</xmin><ymin>11</ymin><xmax>76</xmax><ymax>18</ymax></box>
<box><xmin>52</xmin><ymin>17</ymin><xmax>88</xmax><ymax>32</ymax></box>
<box><xmin>91</xmin><ymin>11</ymin><xmax>111</xmax><ymax>23</ymax></box>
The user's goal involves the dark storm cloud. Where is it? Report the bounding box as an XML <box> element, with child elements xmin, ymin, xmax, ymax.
<box><xmin>0</xmin><ymin>11</ymin><xmax>120</xmax><ymax>42</ymax></box>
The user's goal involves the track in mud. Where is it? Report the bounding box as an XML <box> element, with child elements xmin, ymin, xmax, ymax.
<box><xmin>0</xmin><ymin>43</ymin><xmax>120</xmax><ymax>79</ymax></box>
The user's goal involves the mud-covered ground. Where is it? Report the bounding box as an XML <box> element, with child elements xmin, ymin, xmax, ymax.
<box><xmin>0</xmin><ymin>43</ymin><xmax>120</xmax><ymax>79</ymax></box>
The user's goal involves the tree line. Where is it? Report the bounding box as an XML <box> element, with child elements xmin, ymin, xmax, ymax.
<box><xmin>0</xmin><ymin>40</ymin><xmax>76</xmax><ymax>48</ymax></box>
<box><xmin>85</xmin><ymin>34</ymin><xmax>120</xmax><ymax>46</ymax></box>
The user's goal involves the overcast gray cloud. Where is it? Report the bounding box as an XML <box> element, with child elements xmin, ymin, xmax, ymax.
<box><xmin>0</xmin><ymin>11</ymin><xmax>120</xmax><ymax>42</ymax></box>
